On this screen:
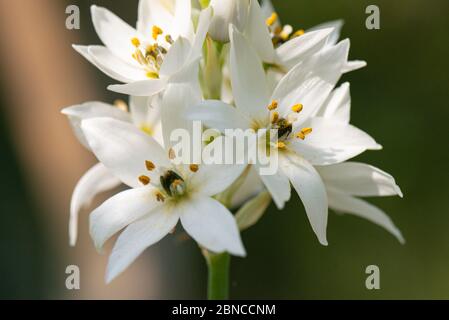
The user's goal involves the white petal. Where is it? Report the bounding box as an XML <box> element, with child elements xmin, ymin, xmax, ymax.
<box><xmin>90</xmin><ymin>186</ymin><xmax>160</xmax><ymax>252</ymax></box>
<box><xmin>81</xmin><ymin>118</ymin><xmax>170</xmax><ymax>188</ymax></box>
<box><xmin>88</xmin><ymin>46</ymin><xmax>145</xmax><ymax>82</ymax></box>
<box><xmin>172</xmin><ymin>0</ymin><xmax>194</xmax><ymax>40</ymax></box>
<box><xmin>161</xmin><ymin>83</ymin><xmax>201</xmax><ymax>149</ymax></box>
<box><xmin>342</xmin><ymin>60</ymin><xmax>367</xmax><ymax>73</ymax></box>
<box><xmin>69</xmin><ymin>163</ymin><xmax>122</xmax><ymax>246</ymax></box>
<box><xmin>327</xmin><ymin>190</ymin><xmax>404</xmax><ymax>244</ymax></box>
<box><xmin>159</xmin><ymin>37</ymin><xmax>192</xmax><ymax>77</ymax></box>
<box><xmin>290</xmin><ymin>117</ymin><xmax>381</xmax><ymax>166</ymax></box>
<box><xmin>209</xmin><ymin>0</ymin><xmax>249</xmax><ymax>42</ymax></box>
<box><xmin>108</xmin><ymin>78</ymin><xmax>167</xmax><ymax>96</ymax></box>
<box><xmin>235</xmin><ymin>191</ymin><xmax>272</xmax><ymax>231</ymax></box>
<box><xmin>106</xmin><ymin>205</ymin><xmax>179</xmax><ymax>283</ymax></box>
<box><xmin>91</xmin><ymin>5</ymin><xmax>139</xmax><ymax>64</ymax></box>
<box><xmin>315</xmin><ymin>82</ymin><xmax>351</xmax><ymax>123</ymax></box>
<box><xmin>187</xmin><ymin>100</ymin><xmax>252</xmax><ymax>131</ymax></box>
<box><xmin>229</xmin><ymin>25</ymin><xmax>270</xmax><ymax>123</ymax></box>
<box><xmin>244</xmin><ymin>0</ymin><xmax>275</xmax><ymax>63</ymax></box>
<box><xmin>137</xmin><ymin>0</ymin><xmax>175</xmax><ymax>36</ymax></box>
<box><xmin>275</xmin><ymin>28</ymin><xmax>333</xmax><ymax>69</ymax></box>
<box><xmin>190</xmin><ymin>7</ymin><xmax>213</xmax><ymax>59</ymax></box>
<box><xmin>272</xmin><ymin>39</ymin><xmax>350</xmax><ymax>122</ymax></box>
<box><xmin>189</xmin><ymin>163</ymin><xmax>246</xmax><ymax>197</ymax></box>
<box><xmin>73</xmin><ymin>45</ymin><xmax>135</xmax><ymax>83</ymax></box>
<box><xmin>129</xmin><ymin>96</ymin><xmax>160</xmax><ymax>127</ymax></box>
<box><xmin>308</xmin><ymin>19</ymin><xmax>344</xmax><ymax>47</ymax></box>
<box><xmin>180</xmin><ymin>196</ymin><xmax>246</xmax><ymax>256</ymax></box>
<box><xmin>256</xmin><ymin>162</ymin><xmax>291</xmax><ymax>209</ymax></box>
<box><xmin>230</xmin><ymin>166</ymin><xmax>265</xmax><ymax>208</ymax></box>
<box><xmin>318</xmin><ymin>162</ymin><xmax>403</xmax><ymax>197</ymax></box>
<box><xmin>61</xmin><ymin>101</ymin><xmax>131</xmax><ymax>149</ymax></box>
<box><xmin>280</xmin><ymin>153</ymin><xmax>328</xmax><ymax>245</ymax></box>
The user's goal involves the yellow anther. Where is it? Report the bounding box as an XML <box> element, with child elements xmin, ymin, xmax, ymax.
<box><xmin>292</xmin><ymin>29</ymin><xmax>305</xmax><ymax>38</ymax></box>
<box><xmin>271</xmin><ymin>111</ymin><xmax>279</xmax><ymax>123</ymax></box>
<box><xmin>140</xmin><ymin>124</ymin><xmax>153</xmax><ymax>136</ymax></box>
<box><xmin>138</xmin><ymin>175</ymin><xmax>151</xmax><ymax>185</ymax></box>
<box><xmin>146</xmin><ymin>71</ymin><xmax>159</xmax><ymax>79</ymax></box>
<box><xmin>131</xmin><ymin>37</ymin><xmax>141</xmax><ymax>47</ymax></box>
<box><xmin>267</xmin><ymin>100</ymin><xmax>278</xmax><ymax>111</ymax></box>
<box><xmin>152</xmin><ymin>25</ymin><xmax>163</xmax><ymax>40</ymax></box>
<box><xmin>296</xmin><ymin>127</ymin><xmax>313</xmax><ymax>140</ymax></box>
<box><xmin>113</xmin><ymin>99</ymin><xmax>128</xmax><ymax>112</ymax></box>
<box><xmin>301</xmin><ymin>127</ymin><xmax>313</xmax><ymax>135</ymax></box>
<box><xmin>168</xmin><ymin>148</ymin><xmax>176</xmax><ymax>160</ymax></box>
<box><xmin>266</xmin><ymin>12</ymin><xmax>278</xmax><ymax>27</ymax></box>
<box><xmin>145</xmin><ymin>160</ymin><xmax>156</xmax><ymax>171</ymax></box>
<box><xmin>189</xmin><ymin>164</ymin><xmax>199</xmax><ymax>173</ymax></box>
<box><xmin>276</xmin><ymin>141</ymin><xmax>286</xmax><ymax>149</ymax></box>
<box><xmin>156</xmin><ymin>192</ymin><xmax>165</xmax><ymax>202</ymax></box>
<box><xmin>165</xmin><ymin>34</ymin><xmax>174</xmax><ymax>44</ymax></box>
<box><xmin>291</xmin><ymin>103</ymin><xmax>303</xmax><ymax>113</ymax></box>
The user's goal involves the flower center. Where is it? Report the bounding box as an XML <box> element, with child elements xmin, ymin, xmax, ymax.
<box><xmin>266</xmin><ymin>100</ymin><xmax>313</xmax><ymax>149</ymax></box>
<box><xmin>130</xmin><ymin>26</ymin><xmax>174</xmax><ymax>79</ymax></box>
<box><xmin>266</xmin><ymin>12</ymin><xmax>305</xmax><ymax>47</ymax></box>
<box><xmin>137</xmin><ymin>155</ymin><xmax>200</xmax><ymax>202</ymax></box>
<box><xmin>160</xmin><ymin>170</ymin><xmax>186</xmax><ymax>197</ymax></box>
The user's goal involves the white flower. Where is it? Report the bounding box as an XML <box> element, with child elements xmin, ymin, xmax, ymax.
<box><xmin>208</xmin><ymin>0</ymin><xmax>250</xmax><ymax>42</ymax></box>
<box><xmin>73</xmin><ymin>1</ymin><xmax>212</xmax><ymax>96</ymax></box>
<box><xmin>313</xmin><ymin>82</ymin><xmax>404</xmax><ymax>243</ymax></box>
<box><xmin>234</xmin><ymin>82</ymin><xmax>404</xmax><ymax>243</ymax></box>
<box><xmin>246</xmin><ymin>0</ymin><xmax>365</xmax><ymax>74</ymax></box>
<box><xmin>62</xmin><ymin>96</ymin><xmax>162</xmax><ymax>246</ymax></box>
<box><xmin>318</xmin><ymin>162</ymin><xmax>404</xmax><ymax>243</ymax></box>
<box><xmin>80</xmin><ymin>84</ymin><xmax>246</xmax><ymax>283</ymax></box>
<box><xmin>189</xmin><ymin>26</ymin><xmax>380</xmax><ymax>245</ymax></box>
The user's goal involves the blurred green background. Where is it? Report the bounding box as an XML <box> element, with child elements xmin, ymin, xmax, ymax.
<box><xmin>0</xmin><ymin>0</ymin><xmax>447</xmax><ymax>299</ymax></box>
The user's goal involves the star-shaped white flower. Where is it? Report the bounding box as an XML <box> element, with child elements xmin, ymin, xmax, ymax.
<box><xmin>244</xmin><ymin>0</ymin><xmax>366</xmax><ymax>80</ymax></box>
<box><xmin>62</xmin><ymin>96</ymin><xmax>163</xmax><ymax>246</ymax></box>
<box><xmin>73</xmin><ymin>1</ymin><xmax>212</xmax><ymax>96</ymax></box>
<box><xmin>189</xmin><ymin>26</ymin><xmax>380</xmax><ymax>245</ymax></box>
<box><xmin>223</xmin><ymin>81</ymin><xmax>403</xmax><ymax>243</ymax></box>
<box><xmin>80</xmin><ymin>84</ymin><xmax>246</xmax><ymax>283</ymax></box>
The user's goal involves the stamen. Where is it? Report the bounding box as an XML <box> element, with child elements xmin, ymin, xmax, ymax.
<box><xmin>271</xmin><ymin>111</ymin><xmax>279</xmax><ymax>123</ymax></box>
<box><xmin>138</xmin><ymin>175</ymin><xmax>151</xmax><ymax>185</ymax></box>
<box><xmin>267</xmin><ymin>100</ymin><xmax>278</xmax><ymax>111</ymax></box>
<box><xmin>152</xmin><ymin>25</ymin><xmax>163</xmax><ymax>40</ymax></box>
<box><xmin>280</xmin><ymin>25</ymin><xmax>293</xmax><ymax>41</ymax></box>
<box><xmin>140</xmin><ymin>124</ymin><xmax>153</xmax><ymax>136</ymax></box>
<box><xmin>113</xmin><ymin>99</ymin><xmax>128</xmax><ymax>112</ymax></box>
<box><xmin>156</xmin><ymin>192</ymin><xmax>165</xmax><ymax>202</ymax></box>
<box><xmin>277</xmin><ymin>141</ymin><xmax>286</xmax><ymax>149</ymax></box>
<box><xmin>292</xmin><ymin>29</ymin><xmax>305</xmax><ymax>38</ymax></box>
<box><xmin>296</xmin><ymin>127</ymin><xmax>313</xmax><ymax>140</ymax></box>
<box><xmin>168</xmin><ymin>148</ymin><xmax>176</xmax><ymax>160</ymax></box>
<box><xmin>266</xmin><ymin>12</ymin><xmax>278</xmax><ymax>27</ymax></box>
<box><xmin>131</xmin><ymin>37</ymin><xmax>141</xmax><ymax>47</ymax></box>
<box><xmin>145</xmin><ymin>160</ymin><xmax>156</xmax><ymax>171</ymax></box>
<box><xmin>165</xmin><ymin>35</ymin><xmax>174</xmax><ymax>44</ymax></box>
<box><xmin>291</xmin><ymin>103</ymin><xmax>303</xmax><ymax>113</ymax></box>
<box><xmin>189</xmin><ymin>164</ymin><xmax>199</xmax><ymax>173</ymax></box>
<box><xmin>146</xmin><ymin>71</ymin><xmax>159</xmax><ymax>79</ymax></box>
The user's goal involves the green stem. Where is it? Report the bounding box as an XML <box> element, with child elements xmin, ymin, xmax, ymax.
<box><xmin>203</xmin><ymin>250</ymin><xmax>230</xmax><ymax>300</ymax></box>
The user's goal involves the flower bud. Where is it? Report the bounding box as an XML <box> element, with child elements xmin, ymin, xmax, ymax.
<box><xmin>208</xmin><ymin>0</ymin><xmax>250</xmax><ymax>43</ymax></box>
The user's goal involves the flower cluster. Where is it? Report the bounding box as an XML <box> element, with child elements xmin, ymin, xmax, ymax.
<box><xmin>63</xmin><ymin>0</ymin><xmax>403</xmax><ymax>283</ymax></box>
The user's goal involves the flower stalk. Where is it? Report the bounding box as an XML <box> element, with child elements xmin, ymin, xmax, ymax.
<box><xmin>203</xmin><ymin>250</ymin><xmax>231</xmax><ymax>300</ymax></box>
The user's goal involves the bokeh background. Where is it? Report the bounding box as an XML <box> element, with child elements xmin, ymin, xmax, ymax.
<box><xmin>0</xmin><ymin>0</ymin><xmax>447</xmax><ymax>299</ymax></box>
